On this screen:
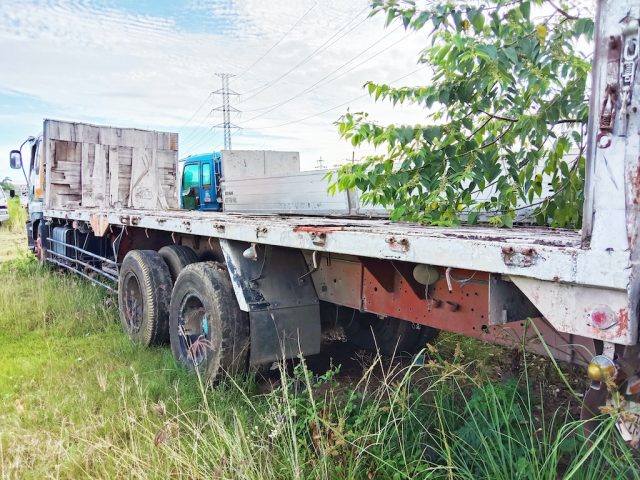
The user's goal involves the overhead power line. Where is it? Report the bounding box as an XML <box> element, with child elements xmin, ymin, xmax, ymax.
<box><xmin>237</xmin><ymin>1</ymin><xmax>318</xmax><ymax>79</ymax></box>
<box><xmin>177</xmin><ymin>92</ymin><xmax>212</xmax><ymax>135</ymax></box>
<box><xmin>242</xmin><ymin>65</ymin><xmax>427</xmax><ymax>131</ymax></box>
<box><xmin>239</xmin><ymin>5</ymin><xmax>370</xmax><ymax>104</ymax></box>
<box><xmin>239</xmin><ymin>24</ymin><xmax>405</xmax><ymax>123</ymax></box>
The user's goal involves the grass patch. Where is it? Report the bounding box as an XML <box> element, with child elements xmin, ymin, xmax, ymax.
<box><xmin>0</xmin><ymin>255</ymin><xmax>639</xmax><ymax>478</ymax></box>
<box><xmin>3</xmin><ymin>197</ymin><xmax>28</xmax><ymax>233</ymax></box>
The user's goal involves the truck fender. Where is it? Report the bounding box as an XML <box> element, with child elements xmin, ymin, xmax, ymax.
<box><xmin>219</xmin><ymin>239</ymin><xmax>321</xmax><ymax>365</ymax></box>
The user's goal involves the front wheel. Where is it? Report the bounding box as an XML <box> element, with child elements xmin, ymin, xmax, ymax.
<box><xmin>36</xmin><ymin>221</ymin><xmax>49</xmax><ymax>265</ymax></box>
<box><xmin>169</xmin><ymin>262</ymin><xmax>250</xmax><ymax>383</ymax></box>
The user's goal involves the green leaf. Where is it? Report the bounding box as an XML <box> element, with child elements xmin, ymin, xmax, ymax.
<box><xmin>423</xmin><ymin>126</ymin><xmax>441</xmax><ymax>142</ymax></box>
<box><xmin>476</xmin><ymin>44</ymin><xmax>498</xmax><ymax>61</ymax></box>
<box><xmin>470</xmin><ymin>10</ymin><xmax>484</xmax><ymax>32</ymax></box>
<box><xmin>503</xmin><ymin>47</ymin><xmax>518</xmax><ymax>65</ymax></box>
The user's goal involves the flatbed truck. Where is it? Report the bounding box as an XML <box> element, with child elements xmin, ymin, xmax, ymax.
<box><xmin>7</xmin><ymin>0</ymin><xmax>640</xmax><ymax>444</ymax></box>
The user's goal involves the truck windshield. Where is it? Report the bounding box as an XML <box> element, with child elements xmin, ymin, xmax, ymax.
<box><xmin>183</xmin><ymin>163</ymin><xmax>199</xmax><ymax>191</ymax></box>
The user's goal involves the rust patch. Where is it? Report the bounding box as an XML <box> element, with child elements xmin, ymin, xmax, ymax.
<box><xmin>502</xmin><ymin>245</ymin><xmax>538</xmax><ymax>267</ymax></box>
<box><xmin>294</xmin><ymin>226</ymin><xmax>341</xmax><ymax>246</ymax></box>
<box><xmin>617</xmin><ymin>308</ymin><xmax>630</xmax><ymax>336</ymax></box>
<box><xmin>293</xmin><ymin>226</ymin><xmax>344</xmax><ymax>233</ymax></box>
<box><xmin>634</xmin><ymin>162</ymin><xmax>640</xmax><ymax>205</ymax></box>
<box><xmin>385</xmin><ymin>236</ymin><xmax>410</xmax><ymax>252</ymax></box>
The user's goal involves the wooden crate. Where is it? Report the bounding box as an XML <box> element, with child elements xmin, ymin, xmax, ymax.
<box><xmin>43</xmin><ymin>119</ymin><xmax>178</xmax><ymax>210</ymax></box>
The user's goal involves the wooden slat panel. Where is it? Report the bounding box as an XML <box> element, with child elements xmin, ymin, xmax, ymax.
<box><xmin>45</xmin><ymin>120</ymin><xmax>178</xmax><ymax>211</ymax></box>
<box><xmin>109</xmin><ymin>145</ymin><xmax>119</xmax><ymax>207</ymax></box>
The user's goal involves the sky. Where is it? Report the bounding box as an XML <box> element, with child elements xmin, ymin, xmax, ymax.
<box><xmin>0</xmin><ymin>0</ymin><xmax>431</xmax><ymax>183</ymax></box>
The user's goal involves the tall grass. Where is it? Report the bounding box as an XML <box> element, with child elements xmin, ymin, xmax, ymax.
<box><xmin>1</xmin><ymin>256</ymin><xmax>639</xmax><ymax>478</ymax></box>
<box><xmin>71</xmin><ymin>345</ymin><xmax>640</xmax><ymax>479</ymax></box>
<box><xmin>3</xmin><ymin>196</ymin><xmax>28</xmax><ymax>233</ymax></box>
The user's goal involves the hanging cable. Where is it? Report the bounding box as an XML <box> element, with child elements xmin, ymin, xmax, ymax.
<box><xmin>239</xmin><ymin>5</ymin><xmax>370</xmax><ymax>104</ymax></box>
<box><xmin>240</xmin><ymin>24</ymin><xmax>407</xmax><ymax>121</ymax></box>
<box><xmin>242</xmin><ymin>65</ymin><xmax>426</xmax><ymax>130</ymax></box>
<box><xmin>237</xmin><ymin>1</ymin><xmax>318</xmax><ymax>79</ymax></box>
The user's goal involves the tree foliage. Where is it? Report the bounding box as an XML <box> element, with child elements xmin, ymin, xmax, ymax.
<box><xmin>331</xmin><ymin>0</ymin><xmax>593</xmax><ymax>227</ymax></box>
<box><xmin>1</xmin><ymin>176</ymin><xmax>15</xmax><ymax>191</ymax></box>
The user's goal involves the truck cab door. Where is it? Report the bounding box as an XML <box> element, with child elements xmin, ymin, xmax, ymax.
<box><xmin>199</xmin><ymin>160</ymin><xmax>216</xmax><ymax>210</ymax></box>
<box><xmin>181</xmin><ymin>162</ymin><xmax>200</xmax><ymax>210</ymax></box>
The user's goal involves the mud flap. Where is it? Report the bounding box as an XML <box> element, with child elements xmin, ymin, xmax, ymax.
<box><xmin>219</xmin><ymin>239</ymin><xmax>321</xmax><ymax>365</ymax></box>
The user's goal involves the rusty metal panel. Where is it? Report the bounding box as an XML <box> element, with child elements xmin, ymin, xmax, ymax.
<box><xmin>311</xmin><ymin>254</ymin><xmax>594</xmax><ymax>363</ymax></box>
<box><xmin>510</xmin><ymin>276</ymin><xmax>632</xmax><ymax>345</ymax></box>
<box><xmin>309</xmin><ymin>254</ymin><xmax>363</xmax><ymax>310</ymax></box>
<box><xmin>361</xmin><ymin>263</ymin><xmax>491</xmax><ymax>328</ymax></box>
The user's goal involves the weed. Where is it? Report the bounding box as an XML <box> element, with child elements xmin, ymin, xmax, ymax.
<box><xmin>3</xmin><ymin>197</ymin><xmax>28</xmax><ymax>233</ymax></box>
<box><xmin>0</xmin><ymin>256</ymin><xmax>639</xmax><ymax>478</ymax></box>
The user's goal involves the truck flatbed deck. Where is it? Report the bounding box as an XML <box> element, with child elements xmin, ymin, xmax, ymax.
<box><xmin>45</xmin><ymin>206</ymin><xmax>627</xmax><ymax>291</ymax></box>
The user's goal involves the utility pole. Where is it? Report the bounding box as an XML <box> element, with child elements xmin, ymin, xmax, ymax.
<box><xmin>212</xmin><ymin>73</ymin><xmax>239</xmax><ymax>150</ymax></box>
<box><xmin>315</xmin><ymin>156</ymin><xmax>325</xmax><ymax>169</ymax></box>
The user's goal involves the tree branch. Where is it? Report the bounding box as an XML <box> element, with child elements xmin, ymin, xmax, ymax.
<box><xmin>547</xmin><ymin>0</ymin><xmax>579</xmax><ymax>20</ymax></box>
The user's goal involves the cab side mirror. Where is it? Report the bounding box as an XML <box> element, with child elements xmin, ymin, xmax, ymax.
<box><xmin>9</xmin><ymin>150</ymin><xmax>22</xmax><ymax>170</ymax></box>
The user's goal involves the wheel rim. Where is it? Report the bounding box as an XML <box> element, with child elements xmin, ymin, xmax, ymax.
<box><xmin>122</xmin><ymin>271</ymin><xmax>143</xmax><ymax>333</ymax></box>
<box><xmin>177</xmin><ymin>293</ymin><xmax>211</xmax><ymax>367</ymax></box>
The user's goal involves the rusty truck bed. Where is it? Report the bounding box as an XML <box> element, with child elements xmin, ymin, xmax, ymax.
<box><xmin>44</xmin><ymin>207</ymin><xmax>627</xmax><ymax>291</ymax></box>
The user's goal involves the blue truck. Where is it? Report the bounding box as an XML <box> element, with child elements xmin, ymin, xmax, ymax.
<box><xmin>180</xmin><ymin>153</ymin><xmax>222</xmax><ymax>211</ymax></box>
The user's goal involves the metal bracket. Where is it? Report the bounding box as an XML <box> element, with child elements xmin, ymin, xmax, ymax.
<box><xmin>598</xmin><ymin>36</ymin><xmax>621</xmax><ymax>148</ymax></box>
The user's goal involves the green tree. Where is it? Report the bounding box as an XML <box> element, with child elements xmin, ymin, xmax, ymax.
<box><xmin>1</xmin><ymin>176</ymin><xmax>15</xmax><ymax>191</ymax></box>
<box><xmin>331</xmin><ymin>0</ymin><xmax>593</xmax><ymax>227</ymax></box>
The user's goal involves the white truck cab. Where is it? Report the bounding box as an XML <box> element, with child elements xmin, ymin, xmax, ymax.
<box><xmin>9</xmin><ymin>135</ymin><xmax>44</xmax><ymax>252</ymax></box>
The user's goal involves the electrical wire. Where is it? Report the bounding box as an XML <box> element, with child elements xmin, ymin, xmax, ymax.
<box><xmin>179</xmin><ymin>111</ymin><xmax>213</xmax><ymax>146</ymax></box>
<box><xmin>237</xmin><ymin>1</ymin><xmax>318</xmax><ymax>79</ymax></box>
<box><xmin>181</xmin><ymin>124</ymin><xmax>214</xmax><ymax>151</ymax></box>
<box><xmin>239</xmin><ymin>5</ymin><xmax>370</xmax><ymax>104</ymax></box>
<box><xmin>242</xmin><ymin>65</ymin><xmax>427</xmax><ymax>130</ymax></box>
<box><xmin>177</xmin><ymin>93</ymin><xmax>212</xmax><ymax>136</ymax></box>
<box><xmin>239</xmin><ymin>24</ymin><xmax>407</xmax><ymax>122</ymax></box>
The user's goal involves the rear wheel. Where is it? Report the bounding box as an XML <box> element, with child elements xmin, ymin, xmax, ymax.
<box><xmin>159</xmin><ymin>245</ymin><xmax>199</xmax><ymax>283</ymax></box>
<box><xmin>118</xmin><ymin>250</ymin><xmax>172</xmax><ymax>346</ymax></box>
<box><xmin>344</xmin><ymin>310</ymin><xmax>438</xmax><ymax>356</ymax></box>
<box><xmin>169</xmin><ymin>262</ymin><xmax>250</xmax><ymax>382</ymax></box>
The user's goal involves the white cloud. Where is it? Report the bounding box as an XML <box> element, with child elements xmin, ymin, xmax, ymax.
<box><xmin>0</xmin><ymin>0</ymin><xmax>429</xmax><ymax>178</ymax></box>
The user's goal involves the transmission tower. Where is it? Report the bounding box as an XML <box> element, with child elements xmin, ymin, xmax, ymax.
<box><xmin>212</xmin><ymin>73</ymin><xmax>239</xmax><ymax>150</ymax></box>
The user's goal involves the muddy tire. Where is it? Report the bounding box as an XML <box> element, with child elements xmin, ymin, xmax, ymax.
<box><xmin>118</xmin><ymin>250</ymin><xmax>172</xmax><ymax>346</ymax></box>
<box><xmin>159</xmin><ymin>245</ymin><xmax>199</xmax><ymax>283</ymax></box>
<box><xmin>36</xmin><ymin>221</ymin><xmax>49</xmax><ymax>265</ymax></box>
<box><xmin>345</xmin><ymin>311</ymin><xmax>438</xmax><ymax>356</ymax></box>
<box><xmin>169</xmin><ymin>262</ymin><xmax>250</xmax><ymax>383</ymax></box>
